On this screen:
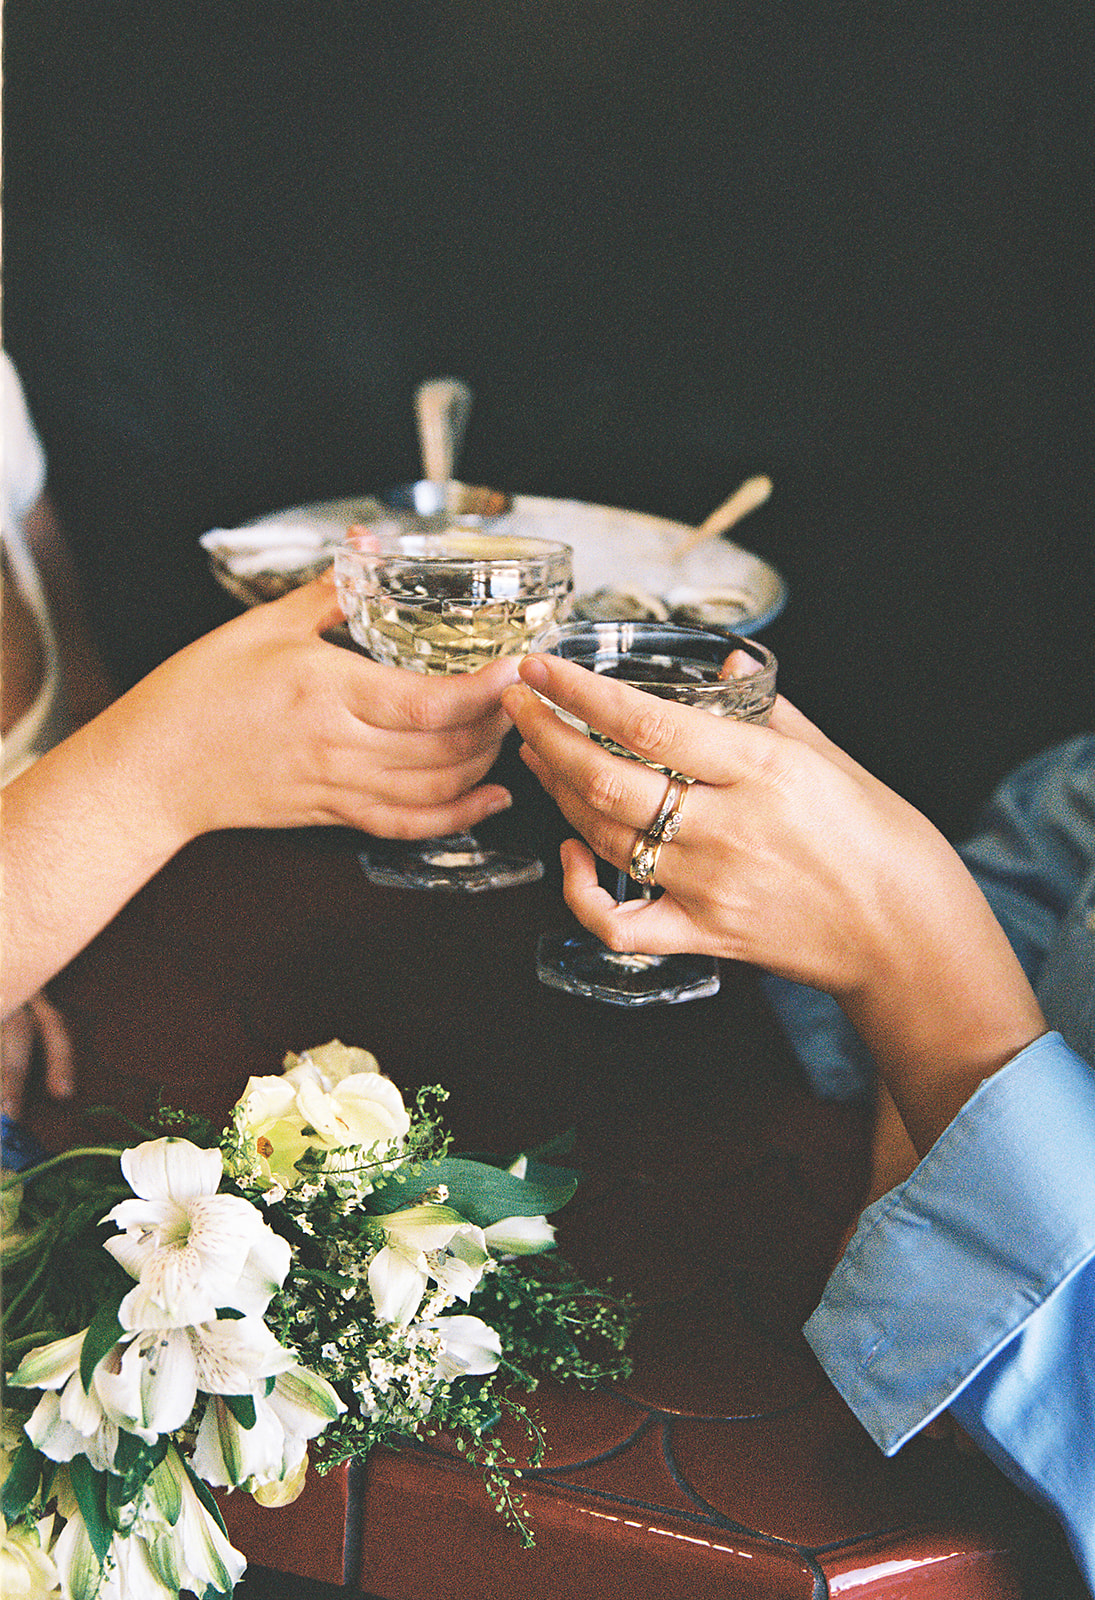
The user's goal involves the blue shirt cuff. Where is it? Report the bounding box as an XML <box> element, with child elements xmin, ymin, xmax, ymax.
<box><xmin>803</xmin><ymin>1032</ymin><xmax>1095</xmax><ymax>1453</ymax></box>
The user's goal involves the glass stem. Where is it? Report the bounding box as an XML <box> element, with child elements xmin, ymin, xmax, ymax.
<box><xmin>615</xmin><ymin>867</ymin><xmax>652</xmax><ymax>905</ymax></box>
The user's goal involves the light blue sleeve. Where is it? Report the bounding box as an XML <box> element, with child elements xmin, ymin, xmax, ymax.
<box><xmin>761</xmin><ymin>736</ymin><xmax>1095</xmax><ymax>1100</ymax></box>
<box><xmin>957</xmin><ymin>737</ymin><xmax>1095</xmax><ymax>984</ymax></box>
<box><xmin>804</xmin><ymin>1034</ymin><xmax>1095</xmax><ymax>1593</ymax></box>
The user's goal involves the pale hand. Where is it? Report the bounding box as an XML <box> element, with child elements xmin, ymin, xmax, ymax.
<box><xmin>502</xmin><ymin>653</ymin><xmax>1047</xmax><ymax>1154</ymax></box>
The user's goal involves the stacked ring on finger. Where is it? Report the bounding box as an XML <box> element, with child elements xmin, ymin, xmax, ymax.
<box><xmin>627</xmin><ymin>775</ymin><xmax>690</xmax><ymax>886</ymax></box>
<box><xmin>628</xmin><ymin>830</ymin><xmax>664</xmax><ymax>887</ymax></box>
<box><xmin>646</xmin><ymin>775</ymin><xmax>689</xmax><ymax>843</ymax></box>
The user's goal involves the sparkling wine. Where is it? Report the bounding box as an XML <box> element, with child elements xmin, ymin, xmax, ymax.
<box><xmin>351</xmin><ymin>591</ymin><xmax>565</xmax><ymax>674</ymax></box>
<box><xmin>336</xmin><ymin>530</ymin><xmax>573</xmax><ymax>675</ymax></box>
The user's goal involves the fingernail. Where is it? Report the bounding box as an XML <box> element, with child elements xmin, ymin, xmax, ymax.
<box><xmin>519</xmin><ymin>656</ymin><xmax>548</xmax><ymax>689</ymax></box>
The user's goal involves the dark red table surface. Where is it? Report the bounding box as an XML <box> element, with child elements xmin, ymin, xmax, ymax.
<box><xmin>25</xmin><ymin>824</ymin><xmax>1080</xmax><ymax>1599</ymax></box>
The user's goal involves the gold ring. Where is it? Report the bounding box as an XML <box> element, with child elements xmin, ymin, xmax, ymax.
<box><xmin>646</xmin><ymin>776</ymin><xmax>689</xmax><ymax>843</ymax></box>
<box><xmin>628</xmin><ymin>831</ymin><xmax>664</xmax><ymax>887</ymax></box>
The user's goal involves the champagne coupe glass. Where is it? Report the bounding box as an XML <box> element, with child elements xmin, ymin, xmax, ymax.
<box><xmin>535</xmin><ymin>620</ymin><xmax>777</xmax><ymax>1004</ymax></box>
<box><xmin>335</xmin><ymin>520</ymin><xmax>574</xmax><ymax>890</ymax></box>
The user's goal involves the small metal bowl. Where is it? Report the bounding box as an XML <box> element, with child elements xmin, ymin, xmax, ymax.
<box><xmin>382</xmin><ymin>480</ymin><xmax>513</xmax><ymax>519</ymax></box>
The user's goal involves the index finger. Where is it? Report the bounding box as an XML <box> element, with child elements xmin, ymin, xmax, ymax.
<box><xmin>339</xmin><ymin>650</ymin><xmax>522</xmax><ymax>734</ymax></box>
<box><xmin>260</xmin><ymin>570</ymin><xmax>344</xmax><ymax>634</ymax></box>
<box><xmin>507</xmin><ymin>652</ymin><xmax>769</xmax><ymax>784</ymax></box>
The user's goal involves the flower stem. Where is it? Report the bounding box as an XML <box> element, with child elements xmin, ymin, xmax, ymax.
<box><xmin>0</xmin><ymin>1146</ymin><xmax>126</xmax><ymax>1194</ymax></box>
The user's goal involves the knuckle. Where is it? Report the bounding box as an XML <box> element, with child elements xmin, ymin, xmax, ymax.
<box><xmin>600</xmin><ymin>920</ymin><xmax>639</xmax><ymax>955</ymax></box>
<box><xmin>584</xmin><ymin>763</ymin><xmax>629</xmax><ymax>814</ymax></box>
<box><xmin>402</xmin><ymin>674</ymin><xmax>444</xmax><ymax>731</ymax></box>
<box><xmin>623</xmin><ymin>703</ymin><xmax>678</xmax><ymax>759</ymax></box>
<box><xmin>290</xmin><ymin>645</ymin><xmax>328</xmax><ymax>697</ymax></box>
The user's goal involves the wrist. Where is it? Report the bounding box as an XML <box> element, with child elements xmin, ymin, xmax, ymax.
<box><xmin>841</xmin><ymin>866</ymin><xmax>1048</xmax><ymax>1153</ymax></box>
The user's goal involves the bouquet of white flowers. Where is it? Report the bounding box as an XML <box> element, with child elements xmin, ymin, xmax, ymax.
<box><xmin>1</xmin><ymin>1042</ymin><xmax>633</xmax><ymax>1599</ymax></box>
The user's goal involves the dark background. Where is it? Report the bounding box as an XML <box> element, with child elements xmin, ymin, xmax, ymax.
<box><xmin>3</xmin><ymin>0</ymin><xmax>1092</xmax><ymax>839</ymax></box>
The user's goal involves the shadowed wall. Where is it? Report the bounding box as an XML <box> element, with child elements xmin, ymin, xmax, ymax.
<box><xmin>4</xmin><ymin>1</ymin><xmax>1092</xmax><ymax>836</ymax></box>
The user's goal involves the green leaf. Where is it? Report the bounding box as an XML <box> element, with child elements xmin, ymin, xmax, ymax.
<box><xmin>368</xmin><ymin>1157</ymin><xmax>578</xmax><ymax>1228</ymax></box>
<box><xmin>0</xmin><ymin>1438</ymin><xmax>43</xmax><ymax>1522</ymax></box>
<box><xmin>112</xmin><ymin>1428</ymin><xmax>168</xmax><ymax>1479</ymax></box>
<box><xmin>79</xmin><ymin>1299</ymin><xmax>125</xmax><ymax>1391</ymax></box>
<box><xmin>109</xmin><ymin>1430</ymin><xmax>169</xmax><ymax>1510</ymax></box>
<box><xmin>181</xmin><ymin>1456</ymin><xmax>230</xmax><ymax>1537</ymax></box>
<box><xmin>523</xmin><ymin>1129</ymin><xmax>578</xmax><ymax>1163</ymax></box>
<box><xmin>69</xmin><ymin>1455</ymin><xmax>113</xmax><ymax>1564</ymax></box>
<box><xmin>521</xmin><ymin>1154</ymin><xmax>583</xmax><ymax>1192</ymax></box>
<box><xmin>223</xmin><ymin>1392</ymin><xmax>257</xmax><ymax>1430</ymax></box>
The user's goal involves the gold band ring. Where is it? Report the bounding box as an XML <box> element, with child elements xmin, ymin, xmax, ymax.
<box><xmin>628</xmin><ymin>831</ymin><xmax>665</xmax><ymax>887</ymax></box>
<box><xmin>630</xmin><ymin>775</ymin><xmax>690</xmax><ymax>886</ymax></box>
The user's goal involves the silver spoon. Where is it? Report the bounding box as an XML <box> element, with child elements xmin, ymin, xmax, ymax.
<box><xmin>383</xmin><ymin>379</ymin><xmax>511</xmax><ymax>518</ymax></box>
<box><xmin>416</xmin><ymin>376</ymin><xmax>473</xmax><ymax>484</ymax></box>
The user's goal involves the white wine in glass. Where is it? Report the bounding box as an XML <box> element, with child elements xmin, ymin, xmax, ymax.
<box><xmin>335</xmin><ymin>521</ymin><xmax>574</xmax><ymax>890</ymax></box>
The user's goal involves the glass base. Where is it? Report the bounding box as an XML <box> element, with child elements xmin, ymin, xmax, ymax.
<box><xmin>359</xmin><ymin>833</ymin><xmax>544</xmax><ymax>892</ymax></box>
<box><xmin>536</xmin><ymin>931</ymin><xmax>720</xmax><ymax>1006</ymax></box>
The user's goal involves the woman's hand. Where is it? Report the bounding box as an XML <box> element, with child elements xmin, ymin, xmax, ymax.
<box><xmin>95</xmin><ymin>572</ymin><xmax>520</xmax><ymax>846</ymax></box>
<box><xmin>1</xmin><ymin>993</ymin><xmax>75</xmax><ymax>1121</ymax></box>
<box><xmin>502</xmin><ymin>653</ymin><xmax>1047</xmax><ymax>1153</ymax></box>
<box><xmin>2</xmin><ymin>575</ymin><xmax>521</xmax><ymax>1013</ymax></box>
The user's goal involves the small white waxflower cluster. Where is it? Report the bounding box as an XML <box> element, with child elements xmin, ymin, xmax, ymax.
<box><xmin>352</xmin><ymin>1327</ymin><xmax>447</xmax><ymax>1422</ymax></box>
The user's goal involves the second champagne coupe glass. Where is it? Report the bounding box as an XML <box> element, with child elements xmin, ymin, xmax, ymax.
<box><xmin>335</xmin><ymin>521</ymin><xmax>574</xmax><ymax>890</ymax></box>
<box><xmin>535</xmin><ymin>620</ymin><xmax>777</xmax><ymax>1004</ymax></box>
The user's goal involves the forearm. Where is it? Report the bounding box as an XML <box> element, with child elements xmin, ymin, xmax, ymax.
<box><xmin>836</xmin><ymin>852</ymin><xmax>1049</xmax><ymax>1154</ymax></box>
<box><xmin>2</xmin><ymin>699</ymin><xmax>191</xmax><ymax>1011</ymax></box>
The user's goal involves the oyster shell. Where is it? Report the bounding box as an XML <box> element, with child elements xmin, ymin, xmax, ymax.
<box><xmin>573</xmin><ymin>586</ymin><xmax>670</xmax><ymax>623</ymax></box>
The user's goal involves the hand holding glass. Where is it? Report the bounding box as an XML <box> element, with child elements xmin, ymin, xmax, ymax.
<box><xmin>535</xmin><ymin>621</ymin><xmax>777</xmax><ymax>1002</ymax></box>
<box><xmin>335</xmin><ymin>523</ymin><xmax>573</xmax><ymax>889</ymax></box>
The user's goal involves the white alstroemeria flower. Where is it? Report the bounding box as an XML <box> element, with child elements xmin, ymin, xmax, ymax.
<box><xmin>103</xmin><ymin>1138</ymin><xmax>290</xmax><ymax>1326</ymax></box>
<box><xmin>139</xmin><ymin>1446</ymin><xmax>246</xmax><ymax>1599</ymax></box>
<box><xmin>190</xmin><ymin>1394</ymin><xmax>286</xmax><ymax>1492</ymax></box>
<box><xmin>8</xmin><ymin>1331</ymin><xmax>86</xmax><ymax>1396</ymax></box>
<box><xmin>234</xmin><ymin>1049</ymin><xmax>410</xmax><ymax>1192</ymax></box>
<box><xmin>16</xmin><ymin>1314</ymin><xmax>297</xmax><ymax>1463</ymax></box>
<box><xmin>24</xmin><ymin>1385</ymin><xmax>121</xmax><ymax>1474</ymax></box>
<box><xmin>264</xmin><ymin>1364</ymin><xmax>346</xmax><ymax>1457</ymax></box>
<box><xmin>249</xmin><ymin>1451</ymin><xmax>309</xmax><ymax>1508</ymax></box>
<box><xmin>478</xmin><ymin>1154</ymin><xmax>557</xmax><ymax>1256</ymax></box>
<box><xmin>483</xmin><ymin>1213</ymin><xmax>556</xmax><ymax>1255</ymax></box>
<box><xmin>192</xmin><ymin>1362</ymin><xmax>344</xmax><ymax>1491</ymax></box>
<box><xmin>50</xmin><ymin>1511</ymin><xmax>178</xmax><ymax>1600</ymax></box>
<box><xmin>367</xmin><ymin>1206</ymin><xmax>490</xmax><ymax>1328</ymax></box>
<box><xmin>424</xmin><ymin>1315</ymin><xmax>502</xmax><ymax>1381</ymax></box>
<box><xmin>97</xmin><ymin>1531</ymin><xmax>179</xmax><ymax>1600</ymax></box>
<box><xmin>0</xmin><ymin>1512</ymin><xmax>60</xmax><ymax>1599</ymax></box>
<box><xmin>99</xmin><ymin>1317</ymin><xmax>297</xmax><ymax>1439</ymax></box>
<box><xmin>14</xmin><ymin>1333</ymin><xmax>131</xmax><ymax>1469</ymax></box>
